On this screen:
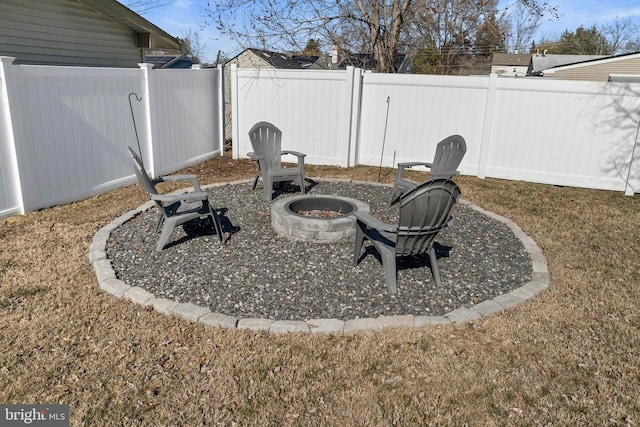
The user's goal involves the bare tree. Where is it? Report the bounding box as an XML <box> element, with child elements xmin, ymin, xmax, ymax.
<box><xmin>534</xmin><ymin>17</ymin><xmax>638</xmax><ymax>56</ymax></box>
<box><xmin>205</xmin><ymin>0</ymin><xmax>412</xmax><ymax>73</ymax></box>
<box><xmin>410</xmin><ymin>0</ymin><xmax>509</xmax><ymax>75</ymax></box>
<box><xmin>602</xmin><ymin>17</ymin><xmax>640</xmax><ymax>55</ymax></box>
<box><xmin>205</xmin><ymin>0</ymin><xmax>554</xmax><ymax>73</ymax></box>
<box><xmin>505</xmin><ymin>0</ymin><xmax>543</xmax><ymax>53</ymax></box>
<box><xmin>179</xmin><ymin>29</ymin><xmax>206</xmax><ymax>64</ymax></box>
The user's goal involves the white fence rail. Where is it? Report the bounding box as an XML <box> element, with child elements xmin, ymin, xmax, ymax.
<box><xmin>0</xmin><ymin>58</ymin><xmax>224</xmax><ymax>218</ymax></box>
<box><xmin>231</xmin><ymin>65</ymin><xmax>640</xmax><ymax>196</ymax></box>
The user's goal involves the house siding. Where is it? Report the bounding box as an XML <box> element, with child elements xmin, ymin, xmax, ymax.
<box><xmin>223</xmin><ymin>51</ymin><xmax>273</xmax><ymax>110</ymax></box>
<box><xmin>544</xmin><ymin>57</ymin><xmax>640</xmax><ymax>81</ymax></box>
<box><xmin>231</xmin><ymin>50</ymin><xmax>272</xmax><ymax>69</ymax></box>
<box><xmin>0</xmin><ymin>0</ymin><xmax>143</xmax><ymax>67</ymax></box>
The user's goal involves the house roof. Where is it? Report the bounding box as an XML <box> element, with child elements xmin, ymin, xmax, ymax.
<box><xmin>491</xmin><ymin>53</ymin><xmax>531</xmax><ymax>66</ymax></box>
<box><xmin>145</xmin><ymin>54</ymin><xmax>193</xmax><ymax>69</ymax></box>
<box><xmin>338</xmin><ymin>53</ymin><xmax>409</xmax><ymax>72</ymax></box>
<box><xmin>542</xmin><ymin>51</ymin><xmax>640</xmax><ymax>75</ymax></box>
<box><xmin>227</xmin><ymin>48</ymin><xmax>410</xmax><ymax>73</ymax></box>
<box><xmin>530</xmin><ymin>53</ymin><xmax>607</xmax><ymax>75</ymax></box>
<box><xmin>78</xmin><ymin>0</ymin><xmax>181</xmax><ymax>50</ymax></box>
<box><xmin>231</xmin><ymin>48</ymin><xmax>320</xmax><ymax>69</ymax></box>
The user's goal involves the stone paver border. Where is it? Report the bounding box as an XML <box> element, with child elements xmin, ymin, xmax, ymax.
<box><xmin>90</xmin><ymin>178</ymin><xmax>549</xmax><ymax>334</ymax></box>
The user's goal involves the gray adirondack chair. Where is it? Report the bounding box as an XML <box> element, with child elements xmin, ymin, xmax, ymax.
<box><xmin>248</xmin><ymin>121</ymin><xmax>306</xmax><ymax>201</ymax></box>
<box><xmin>389</xmin><ymin>135</ymin><xmax>466</xmax><ymax>205</ymax></box>
<box><xmin>354</xmin><ymin>178</ymin><xmax>461</xmax><ymax>294</ymax></box>
<box><xmin>128</xmin><ymin>147</ymin><xmax>224</xmax><ymax>251</ymax></box>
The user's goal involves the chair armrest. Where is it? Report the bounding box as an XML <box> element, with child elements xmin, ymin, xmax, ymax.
<box><xmin>158</xmin><ymin>174</ymin><xmax>202</xmax><ymax>193</ymax></box>
<box><xmin>354</xmin><ymin>211</ymin><xmax>398</xmax><ymax>233</ymax></box>
<box><xmin>281</xmin><ymin>151</ymin><xmax>305</xmax><ymax>167</ymax></box>
<box><xmin>429</xmin><ymin>170</ymin><xmax>460</xmax><ymax>180</ymax></box>
<box><xmin>154</xmin><ymin>174</ymin><xmax>202</xmax><ymax>191</ymax></box>
<box><xmin>396</xmin><ymin>162</ymin><xmax>433</xmax><ymax>183</ymax></box>
<box><xmin>247</xmin><ymin>152</ymin><xmax>264</xmax><ymax>161</ymax></box>
<box><xmin>281</xmin><ymin>150</ymin><xmax>306</xmax><ymax>158</ymax></box>
<box><xmin>397</xmin><ymin>161</ymin><xmax>433</xmax><ymax>171</ymax></box>
<box><xmin>150</xmin><ymin>191</ymin><xmax>208</xmax><ymax>203</ymax></box>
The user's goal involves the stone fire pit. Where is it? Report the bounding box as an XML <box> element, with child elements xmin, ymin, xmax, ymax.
<box><xmin>271</xmin><ymin>195</ymin><xmax>369</xmax><ymax>243</ymax></box>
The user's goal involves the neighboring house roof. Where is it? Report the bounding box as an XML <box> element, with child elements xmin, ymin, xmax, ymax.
<box><xmin>145</xmin><ymin>54</ymin><xmax>193</xmax><ymax>69</ymax></box>
<box><xmin>541</xmin><ymin>51</ymin><xmax>640</xmax><ymax>81</ymax></box>
<box><xmin>226</xmin><ymin>47</ymin><xmax>410</xmax><ymax>73</ymax></box>
<box><xmin>0</xmin><ymin>0</ymin><xmax>181</xmax><ymax>67</ymax></box>
<box><xmin>226</xmin><ymin>48</ymin><xmax>319</xmax><ymax>69</ymax></box>
<box><xmin>529</xmin><ymin>53</ymin><xmax>607</xmax><ymax>76</ymax></box>
<box><xmin>337</xmin><ymin>53</ymin><xmax>409</xmax><ymax>73</ymax></box>
<box><xmin>491</xmin><ymin>53</ymin><xmax>531</xmax><ymax>66</ymax></box>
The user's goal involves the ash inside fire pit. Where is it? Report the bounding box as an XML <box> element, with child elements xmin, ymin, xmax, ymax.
<box><xmin>296</xmin><ymin>209</ymin><xmax>344</xmax><ymax>218</ymax></box>
<box><xmin>271</xmin><ymin>195</ymin><xmax>369</xmax><ymax>243</ymax></box>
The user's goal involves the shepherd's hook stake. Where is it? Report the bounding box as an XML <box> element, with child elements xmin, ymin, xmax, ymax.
<box><xmin>128</xmin><ymin>92</ymin><xmax>144</xmax><ymax>166</ymax></box>
<box><xmin>378</xmin><ymin>96</ymin><xmax>391</xmax><ymax>181</ymax></box>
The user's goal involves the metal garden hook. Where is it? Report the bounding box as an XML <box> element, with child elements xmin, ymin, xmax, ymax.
<box><xmin>128</xmin><ymin>92</ymin><xmax>144</xmax><ymax>167</ymax></box>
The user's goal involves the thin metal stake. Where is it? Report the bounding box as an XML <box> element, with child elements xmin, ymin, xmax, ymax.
<box><xmin>378</xmin><ymin>96</ymin><xmax>391</xmax><ymax>181</ymax></box>
<box><xmin>128</xmin><ymin>92</ymin><xmax>144</xmax><ymax>166</ymax></box>
<box><xmin>625</xmin><ymin>114</ymin><xmax>640</xmax><ymax>195</ymax></box>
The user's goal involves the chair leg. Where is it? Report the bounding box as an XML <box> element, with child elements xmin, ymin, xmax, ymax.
<box><xmin>263</xmin><ymin>176</ymin><xmax>273</xmax><ymax>201</ymax></box>
<box><xmin>380</xmin><ymin>251</ymin><xmax>398</xmax><ymax>295</ymax></box>
<box><xmin>156</xmin><ymin>220</ymin><xmax>176</xmax><ymax>251</ymax></box>
<box><xmin>388</xmin><ymin>186</ymin><xmax>398</xmax><ymax>206</ymax></box>
<box><xmin>353</xmin><ymin>224</ymin><xmax>366</xmax><ymax>266</ymax></box>
<box><xmin>299</xmin><ymin>173</ymin><xmax>305</xmax><ymax>194</ymax></box>
<box><xmin>155</xmin><ymin>213</ymin><xmax>165</xmax><ymax>233</ymax></box>
<box><xmin>428</xmin><ymin>247</ymin><xmax>441</xmax><ymax>286</ymax></box>
<box><xmin>206</xmin><ymin>202</ymin><xmax>225</xmax><ymax>244</ymax></box>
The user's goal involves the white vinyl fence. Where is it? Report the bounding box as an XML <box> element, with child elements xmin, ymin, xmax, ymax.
<box><xmin>231</xmin><ymin>65</ymin><xmax>640</xmax><ymax>196</ymax></box>
<box><xmin>0</xmin><ymin>58</ymin><xmax>224</xmax><ymax>218</ymax></box>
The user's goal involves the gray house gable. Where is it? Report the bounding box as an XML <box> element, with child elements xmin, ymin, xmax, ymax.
<box><xmin>0</xmin><ymin>0</ymin><xmax>181</xmax><ymax>67</ymax></box>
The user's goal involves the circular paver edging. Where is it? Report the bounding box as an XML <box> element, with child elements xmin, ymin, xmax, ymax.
<box><xmin>89</xmin><ymin>178</ymin><xmax>549</xmax><ymax>334</ymax></box>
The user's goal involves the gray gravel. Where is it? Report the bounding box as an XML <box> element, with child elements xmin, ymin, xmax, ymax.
<box><xmin>106</xmin><ymin>179</ymin><xmax>532</xmax><ymax>321</ymax></box>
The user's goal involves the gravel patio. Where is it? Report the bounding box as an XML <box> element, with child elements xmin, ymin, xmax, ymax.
<box><xmin>105</xmin><ymin>179</ymin><xmax>532</xmax><ymax>321</ymax></box>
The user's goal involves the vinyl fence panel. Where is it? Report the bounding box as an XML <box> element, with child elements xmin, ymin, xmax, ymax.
<box><xmin>12</xmin><ymin>65</ymin><xmax>142</xmax><ymax>211</ymax></box>
<box><xmin>356</xmin><ymin>73</ymin><xmax>489</xmax><ymax>174</ymax></box>
<box><xmin>485</xmin><ymin>77</ymin><xmax>640</xmax><ymax>192</ymax></box>
<box><xmin>230</xmin><ymin>68</ymin><xmax>640</xmax><ymax>194</ymax></box>
<box><xmin>231</xmin><ymin>66</ymin><xmax>355</xmax><ymax>167</ymax></box>
<box><xmin>149</xmin><ymin>67</ymin><xmax>223</xmax><ymax>176</ymax></box>
<box><xmin>0</xmin><ymin>58</ymin><xmax>224</xmax><ymax>218</ymax></box>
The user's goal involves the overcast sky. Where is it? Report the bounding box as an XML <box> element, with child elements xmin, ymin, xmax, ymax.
<box><xmin>125</xmin><ymin>0</ymin><xmax>640</xmax><ymax>64</ymax></box>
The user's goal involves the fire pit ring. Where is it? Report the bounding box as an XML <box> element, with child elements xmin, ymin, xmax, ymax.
<box><xmin>271</xmin><ymin>195</ymin><xmax>369</xmax><ymax>243</ymax></box>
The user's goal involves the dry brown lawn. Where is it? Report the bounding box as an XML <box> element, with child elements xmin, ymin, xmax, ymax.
<box><xmin>1</xmin><ymin>152</ymin><xmax>639</xmax><ymax>426</ymax></box>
